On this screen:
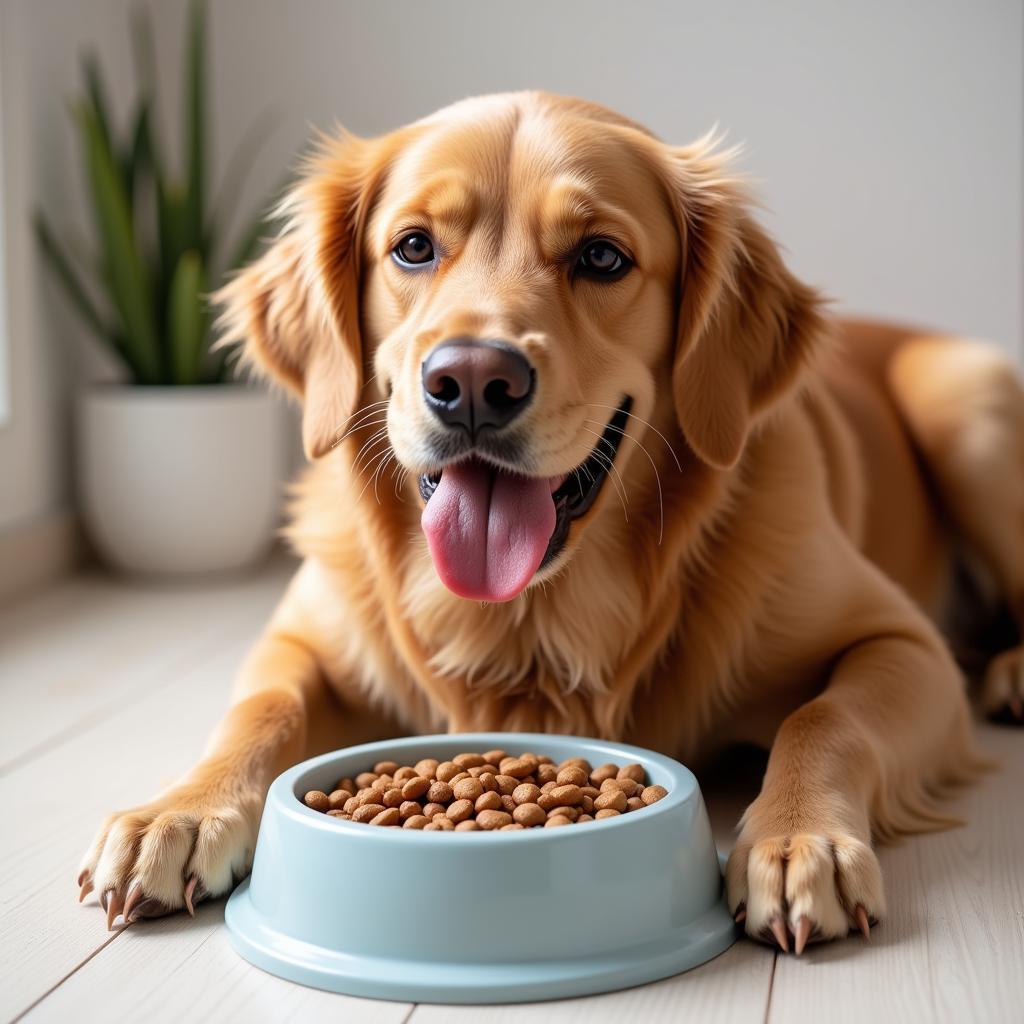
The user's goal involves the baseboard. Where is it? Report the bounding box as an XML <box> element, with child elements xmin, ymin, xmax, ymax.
<box><xmin>0</xmin><ymin>508</ymin><xmax>84</xmax><ymax>604</ymax></box>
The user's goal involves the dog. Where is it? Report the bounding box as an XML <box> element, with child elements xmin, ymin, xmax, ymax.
<box><xmin>78</xmin><ymin>92</ymin><xmax>1022</xmax><ymax>952</ymax></box>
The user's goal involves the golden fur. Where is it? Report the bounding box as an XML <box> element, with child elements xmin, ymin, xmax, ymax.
<box><xmin>79</xmin><ymin>92</ymin><xmax>1022</xmax><ymax>950</ymax></box>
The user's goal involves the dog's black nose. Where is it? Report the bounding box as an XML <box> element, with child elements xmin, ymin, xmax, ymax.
<box><xmin>421</xmin><ymin>339</ymin><xmax>535</xmax><ymax>435</ymax></box>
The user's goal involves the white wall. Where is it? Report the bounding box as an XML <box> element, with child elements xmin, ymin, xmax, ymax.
<box><xmin>1</xmin><ymin>0</ymin><xmax>1022</xmax><ymax>538</ymax></box>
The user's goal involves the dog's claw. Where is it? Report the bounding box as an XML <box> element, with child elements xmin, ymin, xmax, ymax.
<box><xmin>769</xmin><ymin>916</ymin><xmax>790</xmax><ymax>952</ymax></box>
<box><xmin>78</xmin><ymin>879</ymin><xmax>94</xmax><ymax>904</ymax></box>
<box><xmin>184</xmin><ymin>876</ymin><xmax>199</xmax><ymax>917</ymax></box>
<box><xmin>794</xmin><ymin>915</ymin><xmax>812</xmax><ymax>955</ymax></box>
<box><xmin>77</xmin><ymin>868</ymin><xmax>90</xmax><ymax>888</ymax></box>
<box><xmin>854</xmin><ymin>904</ymin><xmax>871</xmax><ymax>940</ymax></box>
<box><xmin>122</xmin><ymin>884</ymin><xmax>143</xmax><ymax>922</ymax></box>
<box><xmin>106</xmin><ymin>890</ymin><xmax>125</xmax><ymax>931</ymax></box>
<box><xmin>734</xmin><ymin>905</ymin><xmax>746</xmax><ymax>924</ymax></box>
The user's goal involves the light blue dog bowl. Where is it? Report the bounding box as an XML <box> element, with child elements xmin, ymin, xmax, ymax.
<box><xmin>226</xmin><ymin>733</ymin><xmax>735</xmax><ymax>1003</ymax></box>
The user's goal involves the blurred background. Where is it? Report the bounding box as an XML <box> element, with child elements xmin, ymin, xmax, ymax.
<box><xmin>0</xmin><ymin>0</ymin><xmax>1021</xmax><ymax>594</ymax></box>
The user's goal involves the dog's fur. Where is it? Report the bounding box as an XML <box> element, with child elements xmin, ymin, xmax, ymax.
<box><xmin>80</xmin><ymin>92</ymin><xmax>1023</xmax><ymax>948</ymax></box>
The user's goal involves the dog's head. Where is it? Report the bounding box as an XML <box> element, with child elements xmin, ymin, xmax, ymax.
<box><xmin>218</xmin><ymin>92</ymin><xmax>824</xmax><ymax>603</ymax></box>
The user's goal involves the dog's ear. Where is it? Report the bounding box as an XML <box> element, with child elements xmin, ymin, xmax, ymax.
<box><xmin>216</xmin><ymin>133</ymin><xmax>385</xmax><ymax>459</ymax></box>
<box><xmin>662</xmin><ymin>136</ymin><xmax>827</xmax><ymax>469</ymax></box>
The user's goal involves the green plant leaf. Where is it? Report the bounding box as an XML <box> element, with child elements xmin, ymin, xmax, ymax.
<box><xmin>168</xmin><ymin>249</ymin><xmax>207</xmax><ymax>384</ymax></box>
<box><xmin>183</xmin><ymin>0</ymin><xmax>205</xmax><ymax>252</ymax></box>
<box><xmin>83</xmin><ymin>54</ymin><xmax>116</xmax><ymax>169</ymax></box>
<box><xmin>76</xmin><ymin>102</ymin><xmax>162</xmax><ymax>384</ymax></box>
<box><xmin>33</xmin><ymin>213</ymin><xmax>110</xmax><ymax>341</ymax></box>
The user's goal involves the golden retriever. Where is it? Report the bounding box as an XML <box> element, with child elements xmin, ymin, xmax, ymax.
<box><xmin>78</xmin><ymin>92</ymin><xmax>1022</xmax><ymax>954</ymax></box>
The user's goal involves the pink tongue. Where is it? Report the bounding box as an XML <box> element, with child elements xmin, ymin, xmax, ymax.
<box><xmin>421</xmin><ymin>460</ymin><xmax>556</xmax><ymax>602</ymax></box>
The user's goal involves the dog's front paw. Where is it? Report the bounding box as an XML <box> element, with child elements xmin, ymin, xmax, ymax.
<box><xmin>725</xmin><ymin>828</ymin><xmax>885</xmax><ymax>954</ymax></box>
<box><xmin>77</xmin><ymin>781</ymin><xmax>263</xmax><ymax>928</ymax></box>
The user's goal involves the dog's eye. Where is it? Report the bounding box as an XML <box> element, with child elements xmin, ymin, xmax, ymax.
<box><xmin>576</xmin><ymin>239</ymin><xmax>630</xmax><ymax>280</ymax></box>
<box><xmin>393</xmin><ymin>232</ymin><xmax>436</xmax><ymax>267</ymax></box>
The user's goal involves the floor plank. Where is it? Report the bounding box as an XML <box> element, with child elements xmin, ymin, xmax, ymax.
<box><xmin>0</xmin><ymin>558</ymin><xmax>295</xmax><ymax>775</ymax></box>
<box><xmin>0</xmin><ymin>571</ymin><xmax>292</xmax><ymax>1021</ymax></box>
<box><xmin>768</xmin><ymin>723</ymin><xmax>1024</xmax><ymax>1024</ymax></box>
<box><xmin>407</xmin><ymin>942</ymin><xmax>773</xmax><ymax>1024</ymax></box>
<box><xmin>19</xmin><ymin>902</ymin><xmax>410</xmax><ymax>1024</ymax></box>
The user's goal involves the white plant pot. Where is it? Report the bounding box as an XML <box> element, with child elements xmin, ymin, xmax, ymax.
<box><xmin>77</xmin><ymin>385</ymin><xmax>287</xmax><ymax>575</ymax></box>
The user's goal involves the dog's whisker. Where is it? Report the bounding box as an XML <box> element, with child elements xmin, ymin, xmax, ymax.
<box><xmin>586</xmin><ymin>419</ymin><xmax>664</xmax><ymax>545</ymax></box>
<box><xmin>356</xmin><ymin>447</ymin><xmax>396</xmax><ymax>505</ymax></box>
<box><xmin>352</xmin><ymin>427</ymin><xmax>391</xmax><ymax>474</ymax></box>
<box><xmin>580</xmin><ymin>427</ymin><xmax>630</xmax><ymax>523</ymax></box>
<box><xmin>329</xmin><ymin>401</ymin><xmax>391</xmax><ymax>448</ymax></box>
<box><xmin>332</xmin><ymin>410</ymin><xmax>390</xmax><ymax>448</ymax></box>
<box><xmin>585</xmin><ymin>403</ymin><xmax>682</xmax><ymax>472</ymax></box>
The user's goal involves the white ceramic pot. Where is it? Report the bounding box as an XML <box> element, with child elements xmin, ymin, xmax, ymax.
<box><xmin>77</xmin><ymin>385</ymin><xmax>287</xmax><ymax>575</ymax></box>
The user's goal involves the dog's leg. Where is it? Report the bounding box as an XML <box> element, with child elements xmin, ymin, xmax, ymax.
<box><xmin>888</xmin><ymin>336</ymin><xmax>1024</xmax><ymax>722</ymax></box>
<box><xmin>726</xmin><ymin>598</ymin><xmax>979</xmax><ymax>952</ymax></box>
<box><xmin>78</xmin><ymin>630</ymin><xmax>387</xmax><ymax>926</ymax></box>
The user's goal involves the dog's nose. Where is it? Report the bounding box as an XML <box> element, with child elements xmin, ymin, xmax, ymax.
<box><xmin>421</xmin><ymin>339</ymin><xmax>535</xmax><ymax>435</ymax></box>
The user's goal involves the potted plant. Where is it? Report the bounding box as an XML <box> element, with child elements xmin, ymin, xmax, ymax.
<box><xmin>35</xmin><ymin>0</ymin><xmax>287</xmax><ymax>575</ymax></box>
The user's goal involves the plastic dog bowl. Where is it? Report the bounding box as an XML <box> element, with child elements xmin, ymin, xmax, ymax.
<box><xmin>226</xmin><ymin>733</ymin><xmax>735</xmax><ymax>1003</ymax></box>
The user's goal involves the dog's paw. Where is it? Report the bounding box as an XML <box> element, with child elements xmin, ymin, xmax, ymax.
<box><xmin>725</xmin><ymin>830</ymin><xmax>885</xmax><ymax>954</ymax></box>
<box><xmin>77</xmin><ymin>783</ymin><xmax>263</xmax><ymax>928</ymax></box>
<box><xmin>982</xmin><ymin>646</ymin><xmax>1024</xmax><ymax>725</ymax></box>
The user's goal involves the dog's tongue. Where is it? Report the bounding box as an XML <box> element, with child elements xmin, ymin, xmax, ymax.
<box><xmin>421</xmin><ymin>460</ymin><xmax>556</xmax><ymax>602</ymax></box>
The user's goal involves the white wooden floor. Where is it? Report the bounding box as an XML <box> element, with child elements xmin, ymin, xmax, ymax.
<box><xmin>1</xmin><ymin>555</ymin><xmax>1021</xmax><ymax>1024</ymax></box>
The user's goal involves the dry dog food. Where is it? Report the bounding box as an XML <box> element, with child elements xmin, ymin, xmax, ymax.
<box><xmin>301</xmin><ymin>750</ymin><xmax>668</xmax><ymax>830</ymax></box>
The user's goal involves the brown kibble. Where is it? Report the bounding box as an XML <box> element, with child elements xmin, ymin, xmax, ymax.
<box><xmin>545</xmin><ymin>815</ymin><xmax>573</xmax><ymax>827</ymax></box>
<box><xmin>352</xmin><ymin>803</ymin><xmax>386</xmax><ymax>823</ymax></box>
<box><xmin>513</xmin><ymin>803</ymin><xmax>546</xmax><ymax>827</ymax></box>
<box><xmin>310</xmin><ymin>752</ymin><xmax>666</xmax><ymax>832</ymax></box>
<box><xmin>548</xmin><ymin>784</ymin><xmax>583</xmax><ymax>807</ymax></box>
<box><xmin>494</xmin><ymin>774</ymin><xmax>519</xmax><ymax>795</ymax></box>
<box><xmin>427</xmin><ymin>781</ymin><xmax>454</xmax><ymax>804</ymax></box>
<box><xmin>401</xmin><ymin>776</ymin><xmax>431</xmax><ymax>800</ymax></box>
<box><xmin>499</xmin><ymin>758</ymin><xmax>534</xmax><ymax>779</ymax></box>
<box><xmin>303</xmin><ymin>790</ymin><xmax>330</xmax><ymax>813</ymax></box>
<box><xmin>452</xmin><ymin>778</ymin><xmax>484</xmax><ymax>802</ymax></box>
<box><xmin>595</xmin><ymin>789</ymin><xmax>628</xmax><ymax>812</ymax></box>
<box><xmin>601</xmin><ymin>777</ymin><xmax>640</xmax><ymax>797</ymax></box>
<box><xmin>475</xmin><ymin>791</ymin><xmax>503</xmax><ymax>812</ymax></box>
<box><xmin>446</xmin><ymin>798</ymin><xmax>474</xmax><ymax>823</ymax></box>
<box><xmin>477</xmin><ymin>809</ymin><xmax>513</xmax><ymax>830</ymax></box>
<box><xmin>556</xmin><ymin>766</ymin><xmax>589</xmax><ymax>787</ymax></box>
<box><xmin>549</xmin><ymin>805</ymin><xmax>579</xmax><ymax>821</ymax></box>
<box><xmin>590</xmin><ymin>763</ymin><xmax>618</xmax><ymax>785</ymax></box>
<box><xmin>512</xmin><ymin>783</ymin><xmax>542</xmax><ymax>805</ymax></box>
